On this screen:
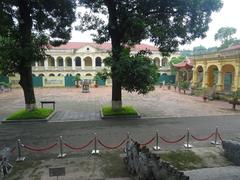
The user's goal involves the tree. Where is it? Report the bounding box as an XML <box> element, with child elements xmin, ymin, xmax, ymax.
<box><xmin>215</xmin><ymin>27</ymin><xmax>240</xmax><ymax>50</ymax></box>
<box><xmin>0</xmin><ymin>0</ymin><xmax>76</xmax><ymax>110</ymax></box>
<box><xmin>78</xmin><ymin>0</ymin><xmax>222</xmax><ymax>109</ymax></box>
<box><xmin>169</xmin><ymin>56</ymin><xmax>186</xmax><ymax>75</ymax></box>
<box><xmin>215</xmin><ymin>27</ymin><xmax>237</xmax><ymax>44</ymax></box>
<box><xmin>193</xmin><ymin>45</ymin><xmax>207</xmax><ymax>55</ymax></box>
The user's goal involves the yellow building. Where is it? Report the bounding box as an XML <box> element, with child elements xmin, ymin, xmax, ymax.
<box><xmin>192</xmin><ymin>45</ymin><xmax>240</xmax><ymax>92</ymax></box>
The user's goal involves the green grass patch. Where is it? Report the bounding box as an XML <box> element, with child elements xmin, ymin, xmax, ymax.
<box><xmin>102</xmin><ymin>106</ymin><xmax>138</xmax><ymax>116</ymax></box>
<box><xmin>6</xmin><ymin>108</ymin><xmax>53</xmax><ymax>120</ymax></box>
<box><xmin>160</xmin><ymin>150</ymin><xmax>206</xmax><ymax>170</ymax></box>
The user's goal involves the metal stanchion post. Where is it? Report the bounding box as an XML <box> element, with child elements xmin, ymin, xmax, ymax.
<box><xmin>58</xmin><ymin>136</ymin><xmax>66</xmax><ymax>158</ymax></box>
<box><xmin>16</xmin><ymin>139</ymin><xmax>25</xmax><ymax>162</ymax></box>
<box><xmin>91</xmin><ymin>133</ymin><xmax>100</xmax><ymax>155</ymax></box>
<box><xmin>153</xmin><ymin>131</ymin><xmax>161</xmax><ymax>151</ymax></box>
<box><xmin>184</xmin><ymin>128</ymin><xmax>193</xmax><ymax>148</ymax></box>
<box><xmin>211</xmin><ymin>126</ymin><xmax>221</xmax><ymax>145</ymax></box>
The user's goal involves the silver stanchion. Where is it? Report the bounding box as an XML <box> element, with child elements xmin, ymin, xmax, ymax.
<box><xmin>153</xmin><ymin>131</ymin><xmax>161</xmax><ymax>151</ymax></box>
<box><xmin>91</xmin><ymin>133</ymin><xmax>100</xmax><ymax>155</ymax></box>
<box><xmin>184</xmin><ymin>128</ymin><xmax>193</xmax><ymax>148</ymax></box>
<box><xmin>16</xmin><ymin>139</ymin><xmax>25</xmax><ymax>162</ymax></box>
<box><xmin>211</xmin><ymin>126</ymin><xmax>221</xmax><ymax>145</ymax></box>
<box><xmin>58</xmin><ymin>136</ymin><xmax>66</xmax><ymax>158</ymax></box>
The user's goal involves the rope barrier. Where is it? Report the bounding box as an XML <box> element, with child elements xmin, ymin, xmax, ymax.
<box><xmin>218</xmin><ymin>132</ymin><xmax>223</xmax><ymax>142</ymax></box>
<box><xmin>22</xmin><ymin>143</ymin><xmax>57</xmax><ymax>152</ymax></box>
<box><xmin>160</xmin><ymin>135</ymin><xmax>186</xmax><ymax>144</ymax></box>
<box><xmin>133</xmin><ymin>136</ymin><xmax>156</xmax><ymax>146</ymax></box>
<box><xmin>97</xmin><ymin>138</ymin><xmax>127</xmax><ymax>149</ymax></box>
<box><xmin>10</xmin><ymin>146</ymin><xmax>16</xmax><ymax>153</ymax></box>
<box><xmin>191</xmin><ymin>133</ymin><xmax>215</xmax><ymax>141</ymax></box>
<box><xmin>63</xmin><ymin>139</ymin><xmax>94</xmax><ymax>151</ymax></box>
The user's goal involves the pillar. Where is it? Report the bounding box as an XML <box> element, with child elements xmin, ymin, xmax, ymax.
<box><xmin>44</xmin><ymin>59</ymin><xmax>48</xmax><ymax>70</ymax></box>
<box><xmin>72</xmin><ymin>57</ymin><xmax>76</xmax><ymax>70</ymax></box>
<box><xmin>82</xmin><ymin>59</ymin><xmax>85</xmax><ymax>70</ymax></box>
<box><xmin>234</xmin><ymin>67</ymin><xmax>239</xmax><ymax>91</ymax></box>
<box><xmin>216</xmin><ymin>71</ymin><xmax>223</xmax><ymax>92</ymax></box>
<box><xmin>202</xmin><ymin>70</ymin><xmax>208</xmax><ymax>88</ymax></box>
<box><xmin>192</xmin><ymin>69</ymin><xmax>198</xmax><ymax>87</ymax></box>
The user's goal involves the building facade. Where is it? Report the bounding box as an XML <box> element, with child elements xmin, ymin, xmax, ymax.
<box><xmin>192</xmin><ymin>45</ymin><xmax>240</xmax><ymax>92</ymax></box>
<box><xmin>32</xmin><ymin>42</ymin><xmax>177</xmax><ymax>79</ymax></box>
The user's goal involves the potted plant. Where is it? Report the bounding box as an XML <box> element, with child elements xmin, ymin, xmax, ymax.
<box><xmin>179</xmin><ymin>81</ymin><xmax>190</xmax><ymax>94</ymax></box>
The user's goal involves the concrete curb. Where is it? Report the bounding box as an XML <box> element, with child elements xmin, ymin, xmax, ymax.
<box><xmin>1</xmin><ymin>110</ymin><xmax>56</xmax><ymax>124</ymax></box>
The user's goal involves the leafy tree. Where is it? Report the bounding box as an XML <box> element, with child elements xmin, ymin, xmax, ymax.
<box><xmin>78</xmin><ymin>0</ymin><xmax>222</xmax><ymax>109</ymax></box>
<box><xmin>95</xmin><ymin>68</ymin><xmax>110</xmax><ymax>82</ymax></box>
<box><xmin>0</xmin><ymin>0</ymin><xmax>76</xmax><ymax>110</ymax></box>
<box><xmin>169</xmin><ymin>56</ymin><xmax>186</xmax><ymax>75</ymax></box>
<box><xmin>215</xmin><ymin>27</ymin><xmax>237</xmax><ymax>44</ymax></box>
<box><xmin>214</xmin><ymin>27</ymin><xmax>240</xmax><ymax>50</ymax></box>
<box><xmin>193</xmin><ymin>45</ymin><xmax>207</xmax><ymax>55</ymax></box>
<box><xmin>180</xmin><ymin>50</ymin><xmax>193</xmax><ymax>57</ymax></box>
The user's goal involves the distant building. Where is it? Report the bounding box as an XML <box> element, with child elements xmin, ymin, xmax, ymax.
<box><xmin>32</xmin><ymin>42</ymin><xmax>178</xmax><ymax>79</ymax></box>
<box><xmin>192</xmin><ymin>45</ymin><xmax>240</xmax><ymax>92</ymax></box>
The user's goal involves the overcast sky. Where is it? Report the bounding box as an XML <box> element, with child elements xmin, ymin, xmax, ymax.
<box><xmin>71</xmin><ymin>0</ymin><xmax>240</xmax><ymax>50</ymax></box>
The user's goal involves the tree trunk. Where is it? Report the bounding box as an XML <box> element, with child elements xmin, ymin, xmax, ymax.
<box><xmin>105</xmin><ymin>0</ymin><xmax>123</xmax><ymax>110</ymax></box>
<box><xmin>19</xmin><ymin>67</ymin><xmax>37</xmax><ymax>111</ymax></box>
<box><xmin>18</xmin><ymin>0</ymin><xmax>37</xmax><ymax>111</ymax></box>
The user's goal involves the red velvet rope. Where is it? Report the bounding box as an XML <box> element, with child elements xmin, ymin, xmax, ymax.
<box><xmin>10</xmin><ymin>146</ymin><xmax>16</xmax><ymax>153</ymax></box>
<box><xmin>63</xmin><ymin>139</ymin><xmax>94</xmax><ymax>151</ymax></box>
<box><xmin>22</xmin><ymin>143</ymin><xmax>57</xmax><ymax>152</ymax></box>
<box><xmin>160</xmin><ymin>135</ymin><xmax>186</xmax><ymax>144</ymax></box>
<box><xmin>134</xmin><ymin>136</ymin><xmax>156</xmax><ymax>146</ymax></box>
<box><xmin>97</xmin><ymin>138</ymin><xmax>127</xmax><ymax>149</ymax></box>
<box><xmin>218</xmin><ymin>133</ymin><xmax>223</xmax><ymax>142</ymax></box>
<box><xmin>191</xmin><ymin>132</ymin><xmax>215</xmax><ymax>141</ymax></box>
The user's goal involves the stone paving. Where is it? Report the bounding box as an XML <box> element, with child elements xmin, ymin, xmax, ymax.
<box><xmin>0</xmin><ymin>86</ymin><xmax>239</xmax><ymax>122</ymax></box>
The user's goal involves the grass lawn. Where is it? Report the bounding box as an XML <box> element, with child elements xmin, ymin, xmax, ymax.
<box><xmin>160</xmin><ymin>150</ymin><xmax>206</xmax><ymax>170</ymax></box>
<box><xmin>102</xmin><ymin>106</ymin><xmax>138</xmax><ymax>116</ymax></box>
<box><xmin>6</xmin><ymin>108</ymin><xmax>54</xmax><ymax>121</ymax></box>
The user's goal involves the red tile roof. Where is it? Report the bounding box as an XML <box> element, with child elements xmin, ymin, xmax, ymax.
<box><xmin>173</xmin><ymin>58</ymin><xmax>193</xmax><ymax>69</ymax></box>
<box><xmin>221</xmin><ymin>44</ymin><xmax>240</xmax><ymax>51</ymax></box>
<box><xmin>49</xmin><ymin>42</ymin><xmax>159</xmax><ymax>51</ymax></box>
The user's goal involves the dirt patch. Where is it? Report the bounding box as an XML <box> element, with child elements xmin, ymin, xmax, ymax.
<box><xmin>6</xmin><ymin>151</ymin><xmax>129</xmax><ymax>180</ymax></box>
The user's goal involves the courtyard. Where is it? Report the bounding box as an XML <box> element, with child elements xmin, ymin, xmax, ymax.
<box><xmin>1</xmin><ymin>87</ymin><xmax>240</xmax><ymax>179</ymax></box>
<box><xmin>0</xmin><ymin>86</ymin><xmax>239</xmax><ymax>122</ymax></box>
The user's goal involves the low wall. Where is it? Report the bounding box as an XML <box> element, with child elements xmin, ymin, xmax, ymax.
<box><xmin>222</xmin><ymin>140</ymin><xmax>240</xmax><ymax>165</ymax></box>
<box><xmin>124</xmin><ymin>141</ymin><xmax>189</xmax><ymax>180</ymax></box>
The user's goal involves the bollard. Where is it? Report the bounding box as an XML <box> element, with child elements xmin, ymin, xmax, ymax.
<box><xmin>91</xmin><ymin>133</ymin><xmax>100</xmax><ymax>155</ymax></box>
<box><xmin>124</xmin><ymin>132</ymin><xmax>130</xmax><ymax>153</ymax></box>
<box><xmin>211</xmin><ymin>126</ymin><xmax>221</xmax><ymax>145</ymax></box>
<box><xmin>153</xmin><ymin>131</ymin><xmax>161</xmax><ymax>151</ymax></box>
<box><xmin>16</xmin><ymin>139</ymin><xmax>25</xmax><ymax>162</ymax></box>
<box><xmin>184</xmin><ymin>128</ymin><xmax>193</xmax><ymax>148</ymax></box>
<box><xmin>57</xmin><ymin>136</ymin><xmax>66</xmax><ymax>158</ymax></box>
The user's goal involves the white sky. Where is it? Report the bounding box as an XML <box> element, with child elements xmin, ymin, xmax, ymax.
<box><xmin>71</xmin><ymin>0</ymin><xmax>240</xmax><ymax>50</ymax></box>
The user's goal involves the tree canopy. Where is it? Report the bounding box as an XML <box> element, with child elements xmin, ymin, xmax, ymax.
<box><xmin>0</xmin><ymin>0</ymin><xmax>76</xmax><ymax>110</ymax></box>
<box><xmin>215</xmin><ymin>27</ymin><xmax>240</xmax><ymax>50</ymax></box>
<box><xmin>78</xmin><ymin>0</ymin><xmax>222</xmax><ymax>109</ymax></box>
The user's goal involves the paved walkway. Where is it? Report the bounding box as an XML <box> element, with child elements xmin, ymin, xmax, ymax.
<box><xmin>0</xmin><ymin>87</ymin><xmax>239</xmax><ymax>122</ymax></box>
<box><xmin>185</xmin><ymin>166</ymin><xmax>240</xmax><ymax>180</ymax></box>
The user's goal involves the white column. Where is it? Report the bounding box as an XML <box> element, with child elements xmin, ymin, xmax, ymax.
<box><xmin>44</xmin><ymin>59</ymin><xmax>48</xmax><ymax>70</ymax></box>
<box><xmin>72</xmin><ymin>57</ymin><xmax>76</xmax><ymax>70</ymax></box>
<box><xmin>82</xmin><ymin>59</ymin><xmax>85</xmax><ymax>70</ymax></box>
<box><xmin>63</xmin><ymin>57</ymin><xmax>66</xmax><ymax>70</ymax></box>
<box><xmin>92</xmin><ymin>57</ymin><xmax>96</xmax><ymax>70</ymax></box>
